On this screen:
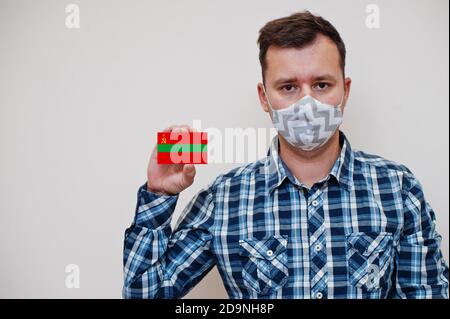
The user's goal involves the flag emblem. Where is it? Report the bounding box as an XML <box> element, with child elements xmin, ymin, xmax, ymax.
<box><xmin>157</xmin><ymin>132</ymin><xmax>208</xmax><ymax>164</ymax></box>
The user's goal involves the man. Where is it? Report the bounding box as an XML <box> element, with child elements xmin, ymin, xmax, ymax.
<box><xmin>123</xmin><ymin>11</ymin><xmax>449</xmax><ymax>299</ymax></box>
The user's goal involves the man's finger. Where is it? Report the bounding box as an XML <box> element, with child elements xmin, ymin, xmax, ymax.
<box><xmin>162</xmin><ymin>124</ymin><xmax>191</xmax><ymax>132</ymax></box>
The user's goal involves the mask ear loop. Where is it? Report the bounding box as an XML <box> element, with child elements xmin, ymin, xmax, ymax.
<box><xmin>262</xmin><ymin>85</ymin><xmax>282</xmax><ymax>155</ymax></box>
<box><xmin>262</xmin><ymin>85</ymin><xmax>275</xmax><ymax>113</ymax></box>
<box><xmin>337</xmin><ymin>93</ymin><xmax>345</xmax><ymax>108</ymax></box>
<box><xmin>336</xmin><ymin>93</ymin><xmax>346</xmax><ymax>116</ymax></box>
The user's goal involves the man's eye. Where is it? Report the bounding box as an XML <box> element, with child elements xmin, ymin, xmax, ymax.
<box><xmin>281</xmin><ymin>85</ymin><xmax>296</xmax><ymax>92</ymax></box>
<box><xmin>315</xmin><ymin>82</ymin><xmax>329</xmax><ymax>90</ymax></box>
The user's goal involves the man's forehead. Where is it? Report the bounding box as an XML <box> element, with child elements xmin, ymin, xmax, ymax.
<box><xmin>266</xmin><ymin>34</ymin><xmax>339</xmax><ymax>61</ymax></box>
<box><xmin>265</xmin><ymin>35</ymin><xmax>341</xmax><ymax>81</ymax></box>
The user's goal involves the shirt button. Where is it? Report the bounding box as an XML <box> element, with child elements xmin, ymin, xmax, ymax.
<box><xmin>266</xmin><ymin>250</ymin><xmax>273</xmax><ymax>257</ymax></box>
<box><xmin>315</xmin><ymin>292</ymin><xmax>323</xmax><ymax>299</ymax></box>
<box><xmin>312</xmin><ymin>200</ymin><xmax>319</xmax><ymax>207</ymax></box>
<box><xmin>314</xmin><ymin>244</ymin><xmax>322</xmax><ymax>252</ymax></box>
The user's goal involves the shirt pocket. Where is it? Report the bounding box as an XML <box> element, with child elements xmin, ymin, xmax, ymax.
<box><xmin>238</xmin><ymin>235</ymin><xmax>289</xmax><ymax>295</ymax></box>
<box><xmin>346</xmin><ymin>231</ymin><xmax>394</xmax><ymax>291</ymax></box>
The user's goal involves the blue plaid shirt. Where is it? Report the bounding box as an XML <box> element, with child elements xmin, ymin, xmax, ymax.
<box><xmin>123</xmin><ymin>130</ymin><xmax>449</xmax><ymax>299</ymax></box>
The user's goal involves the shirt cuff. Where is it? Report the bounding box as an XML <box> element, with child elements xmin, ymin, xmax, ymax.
<box><xmin>134</xmin><ymin>183</ymin><xmax>179</xmax><ymax>228</ymax></box>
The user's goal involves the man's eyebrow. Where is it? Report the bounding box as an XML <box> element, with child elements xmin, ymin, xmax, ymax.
<box><xmin>313</xmin><ymin>74</ymin><xmax>337</xmax><ymax>81</ymax></box>
<box><xmin>272</xmin><ymin>74</ymin><xmax>337</xmax><ymax>86</ymax></box>
<box><xmin>273</xmin><ymin>77</ymin><xmax>297</xmax><ymax>86</ymax></box>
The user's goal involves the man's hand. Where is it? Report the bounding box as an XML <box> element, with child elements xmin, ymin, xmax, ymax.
<box><xmin>146</xmin><ymin>125</ymin><xmax>196</xmax><ymax>196</ymax></box>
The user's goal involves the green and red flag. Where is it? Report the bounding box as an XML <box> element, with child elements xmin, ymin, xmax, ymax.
<box><xmin>157</xmin><ymin>131</ymin><xmax>208</xmax><ymax>164</ymax></box>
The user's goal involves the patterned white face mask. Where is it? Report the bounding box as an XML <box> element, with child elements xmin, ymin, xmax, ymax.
<box><xmin>263</xmin><ymin>87</ymin><xmax>344</xmax><ymax>151</ymax></box>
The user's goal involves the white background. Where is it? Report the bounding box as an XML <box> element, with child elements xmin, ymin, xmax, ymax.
<box><xmin>0</xmin><ymin>0</ymin><xmax>448</xmax><ymax>298</ymax></box>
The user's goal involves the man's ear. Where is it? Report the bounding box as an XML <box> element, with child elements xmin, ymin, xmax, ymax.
<box><xmin>342</xmin><ymin>77</ymin><xmax>352</xmax><ymax>110</ymax></box>
<box><xmin>257</xmin><ymin>82</ymin><xmax>270</xmax><ymax>113</ymax></box>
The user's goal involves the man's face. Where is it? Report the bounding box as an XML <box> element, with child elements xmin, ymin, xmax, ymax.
<box><xmin>257</xmin><ymin>34</ymin><xmax>351</xmax><ymax>115</ymax></box>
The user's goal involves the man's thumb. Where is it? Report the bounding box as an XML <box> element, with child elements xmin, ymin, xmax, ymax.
<box><xmin>182</xmin><ymin>164</ymin><xmax>196</xmax><ymax>183</ymax></box>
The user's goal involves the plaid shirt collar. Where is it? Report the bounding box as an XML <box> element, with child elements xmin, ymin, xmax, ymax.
<box><xmin>265</xmin><ymin>130</ymin><xmax>355</xmax><ymax>194</ymax></box>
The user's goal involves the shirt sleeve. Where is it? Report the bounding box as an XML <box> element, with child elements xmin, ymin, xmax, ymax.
<box><xmin>392</xmin><ymin>170</ymin><xmax>449</xmax><ymax>298</ymax></box>
<box><xmin>122</xmin><ymin>181</ymin><xmax>217</xmax><ymax>299</ymax></box>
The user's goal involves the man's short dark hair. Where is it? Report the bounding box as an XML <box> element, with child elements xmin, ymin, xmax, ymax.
<box><xmin>257</xmin><ymin>10</ymin><xmax>346</xmax><ymax>83</ymax></box>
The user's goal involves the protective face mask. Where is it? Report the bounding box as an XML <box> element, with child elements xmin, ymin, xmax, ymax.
<box><xmin>263</xmin><ymin>87</ymin><xmax>344</xmax><ymax>151</ymax></box>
